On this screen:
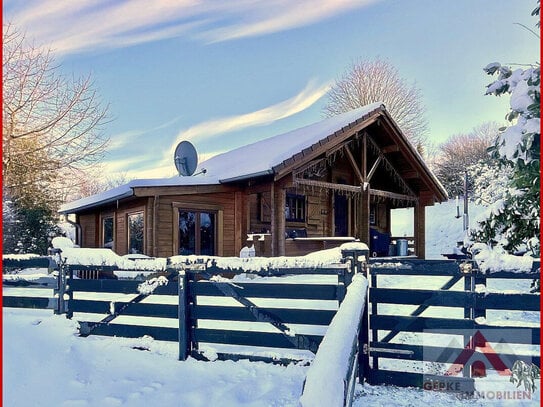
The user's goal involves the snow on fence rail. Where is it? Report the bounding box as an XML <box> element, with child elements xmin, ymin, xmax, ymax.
<box><xmin>299</xmin><ymin>274</ymin><xmax>369</xmax><ymax>407</ymax></box>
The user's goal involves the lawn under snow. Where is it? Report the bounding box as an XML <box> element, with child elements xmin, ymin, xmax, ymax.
<box><xmin>3</xmin><ymin>200</ymin><xmax>540</xmax><ymax>406</ymax></box>
<box><xmin>6</xmin><ymin>306</ymin><xmax>537</xmax><ymax>407</ymax></box>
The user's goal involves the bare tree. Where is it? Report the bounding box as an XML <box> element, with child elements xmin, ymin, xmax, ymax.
<box><xmin>56</xmin><ymin>168</ymin><xmax>130</xmax><ymax>204</ymax></box>
<box><xmin>323</xmin><ymin>58</ymin><xmax>428</xmax><ymax>150</ymax></box>
<box><xmin>434</xmin><ymin>122</ymin><xmax>500</xmax><ymax>196</ymax></box>
<box><xmin>2</xmin><ymin>22</ymin><xmax>110</xmax><ymax>204</ymax></box>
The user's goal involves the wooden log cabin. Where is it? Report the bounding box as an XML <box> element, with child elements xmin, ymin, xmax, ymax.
<box><xmin>59</xmin><ymin>103</ymin><xmax>447</xmax><ymax>259</ymax></box>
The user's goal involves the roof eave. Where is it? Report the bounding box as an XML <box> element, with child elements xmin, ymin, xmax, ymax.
<box><xmin>59</xmin><ymin>189</ymin><xmax>134</xmax><ymax>214</ymax></box>
<box><xmin>219</xmin><ymin>169</ymin><xmax>274</xmax><ymax>184</ymax></box>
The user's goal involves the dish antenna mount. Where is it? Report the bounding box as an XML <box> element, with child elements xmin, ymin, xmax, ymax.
<box><xmin>174</xmin><ymin>141</ymin><xmax>198</xmax><ymax>176</ymax></box>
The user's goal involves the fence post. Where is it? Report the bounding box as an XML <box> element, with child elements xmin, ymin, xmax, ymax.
<box><xmin>65</xmin><ymin>264</ymin><xmax>74</xmax><ymax>319</ymax></box>
<box><xmin>178</xmin><ymin>270</ymin><xmax>190</xmax><ymax>361</ymax></box>
<box><xmin>357</xmin><ymin>249</ymin><xmax>370</xmax><ymax>385</ymax></box>
<box><xmin>472</xmin><ymin>262</ymin><xmax>486</xmax><ymax>320</ymax></box>
<box><xmin>341</xmin><ymin>246</ymin><xmax>369</xmax><ymax>277</ymax></box>
<box><xmin>55</xmin><ymin>261</ymin><xmax>67</xmax><ymax>315</ymax></box>
<box><xmin>358</xmin><ymin>294</ymin><xmax>370</xmax><ymax>384</ymax></box>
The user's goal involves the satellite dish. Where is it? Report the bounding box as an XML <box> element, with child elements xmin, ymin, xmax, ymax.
<box><xmin>174</xmin><ymin>141</ymin><xmax>198</xmax><ymax>176</ymax></box>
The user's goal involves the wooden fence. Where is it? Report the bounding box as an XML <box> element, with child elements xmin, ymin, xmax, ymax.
<box><xmin>367</xmin><ymin>258</ymin><xmax>541</xmax><ymax>391</ymax></box>
<box><xmin>2</xmin><ymin>253</ymin><xmax>364</xmax><ymax>365</ymax></box>
<box><xmin>3</xmin><ymin>256</ymin><xmax>60</xmax><ymax>311</ymax></box>
<box><xmin>3</xmin><ymin>251</ymin><xmax>540</xmax><ymax>405</ymax></box>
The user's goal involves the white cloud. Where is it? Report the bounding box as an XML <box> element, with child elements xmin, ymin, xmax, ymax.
<box><xmin>200</xmin><ymin>0</ymin><xmax>378</xmax><ymax>43</ymax></box>
<box><xmin>5</xmin><ymin>0</ymin><xmax>379</xmax><ymax>55</ymax></box>
<box><xmin>102</xmin><ymin>79</ymin><xmax>329</xmax><ymax>178</ymax></box>
<box><xmin>108</xmin><ymin>116</ymin><xmax>182</xmax><ymax>151</ymax></box>
<box><xmin>175</xmin><ymin>79</ymin><xmax>331</xmax><ymax>146</ymax></box>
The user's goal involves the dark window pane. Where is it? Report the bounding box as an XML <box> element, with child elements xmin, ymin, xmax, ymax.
<box><xmin>200</xmin><ymin>212</ymin><xmax>215</xmax><ymax>256</ymax></box>
<box><xmin>178</xmin><ymin>209</ymin><xmax>216</xmax><ymax>256</ymax></box>
<box><xmin>128</xmin><ymin>213</ymin><xmax>144</xmax><ymax>254</ymax></box>
<box><xmin>286</xmin><ymin>194</ymin><xmax>305</xmax><ymax>222</ymax></box>
<box><xmin>179</xmin><ymin>211</ymin><xmax>196</xmax><ymax>255</ymax></box>
<box><xmin>103</xmin><ymin>217</ymin><xmax>114</xmax><ymax>248</ymax></box>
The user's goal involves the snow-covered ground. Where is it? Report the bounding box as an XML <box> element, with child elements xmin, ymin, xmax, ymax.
<box><xmin>3</xmin><ymin>308</ymin><xmax>306</xmax><ymax>407</ymax></box>
<box><xmin>3</xmin><ymin>199</ymin><xmax>539</xmax><ymax>406</ymax></box>
<box><xmin>7</xmin><ymin>306</ymin><xmax>537</xmax><ymax>407</ymax></box>
<box><xmin>392</xmin><ymin>199</ymin><xmax>489</xmax><ymax>259</ymax></box>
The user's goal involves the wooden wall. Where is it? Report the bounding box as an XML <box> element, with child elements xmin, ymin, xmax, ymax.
<box><xmin>80</xmin><ymin>213</ymin><xmax>98</xmax><ymax>248</ymax></box>
<box><xmin>114</xmin><ymin>201</ymin><xmax>147</xmax><ymax>255</ymax></box>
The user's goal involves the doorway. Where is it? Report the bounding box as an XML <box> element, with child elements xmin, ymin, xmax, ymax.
<box><xmin>334</xmin><ymin>194</ymin><xmax>348</xmax><ymax>236</ymax></box>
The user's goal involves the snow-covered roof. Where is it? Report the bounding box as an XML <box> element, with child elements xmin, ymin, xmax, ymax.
<box><xmin>60</xmin><ymin>103</ymin><xmax>383</xmax><ymax>213</ymax></box>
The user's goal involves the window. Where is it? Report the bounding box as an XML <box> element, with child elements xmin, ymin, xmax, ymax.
<box><xmin>179</xmin><ymin>210</ymin><xmax>216</xmax><ymax>255</ymax></box>
<box><xmin>370</xmin><ymin>205</ymin><xmax>377</xmax><ymax>225</ymax></box>
<box><xmin>128</xmin><ymin>212</ymin><xmax>144</xmax><ymax>254</ymax></box>
<box><xmin>285</xmin><ymin>194</ymin><xmax>305</xmax><ymax>222</ymax></box>
<box><xmin>102</xmin><ymin>216</ymin><xmax>114</xmax><ymax>249</ymax></box>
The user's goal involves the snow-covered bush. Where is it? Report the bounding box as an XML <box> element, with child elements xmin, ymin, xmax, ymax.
<box><xmin>470</xmin><ymin>6</ymin><xmax>540</xmax><ymax>256</ymax></box>
<box><xmin>2</xmin><ymin>196</ymin><xmax>60</xmax><ymax>255</ymax></box>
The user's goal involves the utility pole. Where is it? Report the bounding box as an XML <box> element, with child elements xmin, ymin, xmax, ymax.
<box><xmin>463</xmin><ymin>171</ymin><xmax>469</xmax><ymax>231</ymax></box>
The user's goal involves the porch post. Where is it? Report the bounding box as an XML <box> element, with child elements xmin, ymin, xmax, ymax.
<box><xmin>271</xmin><ymin>182</ymin><xmax>286</xmax><ymax>256</ymax></box>
<box><xmin>414</xmin><ymin>202</ymin><xmax>426</xmax><ymax>259</ymax></box>
<box><xmin>275</xmin><ymin>187</ymin><xmax>286</xmax><ymax>256</ymax></box>
<box><xmin>358</xmin><ymin>185</ymin><xmax>370</xmax><ymax>247</ymax></box>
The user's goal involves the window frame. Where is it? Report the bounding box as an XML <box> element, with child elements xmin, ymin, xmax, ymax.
<box><xmin>101</xmin><ymin>214</ymin><xmax>115</xmax><ymax>250</ymax></box>
<box><xmin>285</xmin><ymin>193</ymin><xmax>306</xmax><ymax>223</ymax></box>
<box><xmin>172</xmin><ymin>202</ymin><xmax>224</xmax><ymax>256</ymax></box>
<box><xmin>127</xmin><ymin>211</ymin><xmax>145</xmax><ymax>254</ymax></box>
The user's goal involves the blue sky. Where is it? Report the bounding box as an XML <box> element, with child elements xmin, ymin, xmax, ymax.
<box><xmin>4</xmin><ymin>0</ymin><xmax>540</xmax><ymax>179</ymax></box>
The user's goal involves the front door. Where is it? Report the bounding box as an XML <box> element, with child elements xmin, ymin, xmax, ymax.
<box><xmin>334</xmin><ymin>194</ymin><xmax>348</xmax><ymax>236</ymax></box>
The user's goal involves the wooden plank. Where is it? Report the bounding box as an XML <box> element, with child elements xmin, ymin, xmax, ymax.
<box><xmin>69</xmin><ymin>279</ymin><xmax>178</xmax><ymax>295</ymax></box>
<box><xmin>368</xmin><ymin>369</ymin><xmax>475</xmax><ymax>392</ymax></box>
<box><xmin>193</xmin><ymin>328</ymin><xmax>323</xmax><ymax>351</ymax></box>
<box><xmin>189</xmin><ymin>281</ymin><xmax>339</xmax><ymax>300</ymax></box>
<box><xmin>478</xmin><ymin>292</ymin><xmax>540</xmax><ymax>311</ymax></box>
<box><xmin>369</xmin><ymin>188</ymin><xmax>417</xmax><ymax>202</ymax></box>
<box><xmin>71</xmin><ymin>299</ymin><xmax>178</xmax><ymax>318</ymax></box>
<box><xmin>196</xmin><ymin>265</ymin><xmax>344</xmax><ymax>277</ymax></box>
<box><xmin>133</xmin><ymin>184</ymin><xmax>238</xmax><ymax>197</ymax></box>
<box><xmin>482</xmin><ymin>270</ymin><xmax>541</xmax><ymax>279</ymax></box>
<box><xmin>192</xmin><ymin>305</ymin><xmax>336</xmax><ymax>325</ymax></box>
<box><xmin>344</xmin><ymin>146</ymin><xmax>364</xmax><ymax>184</ymax></box>
<box><xmin>69</xmin><ymin>279</ymin><xmax>139</xmax><ymax>294</ymax></box>
<box><xmin>371</xmin><ymin>314</ymin><xmax>475</xmax><ymax>332</ymax></box>
<box><xmin>381</xmin><ymin>145</ymin><xmax>400</xmax><ymax>154</ymax></box>
<box><xmin>369</xmin><ymin>259</ymin><xmax>462</xmax><ymax>275</ymax></box>
<box><xmin>66</xmin><ymin>265</ymin><xmax>117</xmax><ymax>272</ymax></box>
<box><xmin>2</xmin><ymin>278</ymin><xmax>58</xmax><ymax>289</ymax></box>
<box><xmin>3</xmin><ymin>296</ymin><xmax>56</xmax><ymax>310</ymax></box>
<box><xmin>367</xmin><ymin>156</ymin><xmax>382</xmax><ymax>181</ymax></box>
<box><xmin>2</xmin><ymin>257</ymin><xmax>55</xmax><ymax>269</ymax></box>
<box><xmin>370</xmin><ymin>288</ymin><xmax>472</xmax><ymax>308</ymax></box>
<box><xmin>369</xmin><ymin>341</ymin><xmax>540</xmax><ymax>366</ymax></box>
<box><xmin>371</xmin><ymin>315</ymin><xmax>540</xmax><ymax>343</ymax></box>
<box><xmin>179</xmin><ymin>272</ymin><xmax>189</xmax><ymax>361</ymax></box>
<box><xmin>78</xmin><ymin>322</ymin><xmax>178</xmax><ymax>342</ymax></box>
<box><xmin>293</xmin><ymin>178</ymin><xmax>362</xmax><ymax>194</ymax></box>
